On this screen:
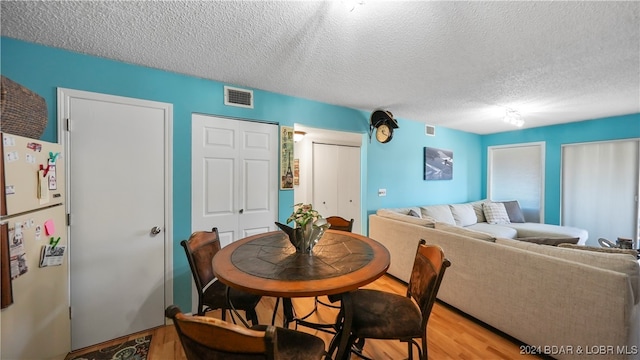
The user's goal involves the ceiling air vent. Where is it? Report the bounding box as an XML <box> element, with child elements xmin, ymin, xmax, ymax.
<box><xmin>224</xmin><ymin>86</ymin><xmax>253</xmax><ymax>109</ymax></box>
<box><xmin>425</xmin><ymin>124</ymin><xmax>436</xmax><ymax>136</ymax></box>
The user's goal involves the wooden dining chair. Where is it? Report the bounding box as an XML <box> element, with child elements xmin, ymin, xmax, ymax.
<box><xmin>181</xmin><ymin>228</ymin><xmax>261</xmax><ymax>325</ymax></box>
<box><xmin>328</xmin><ymin>239</ymin><xmax>451</xmax><ymax>360</ymax></box>
<box><xmin>166</xmin><ymin>305</ymin><xmax>326</xmax><ymax>360</ymax></box>
<box><xmin>325</xmin><ymin>216</ymin><xmax>354</xmax><ymax>232</ymax></box>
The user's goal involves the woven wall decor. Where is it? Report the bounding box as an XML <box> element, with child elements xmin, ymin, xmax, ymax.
<box><xmin>0</xmin><ymin>76</ymin><xmax>47</xmax><ymax>139</ymax></box>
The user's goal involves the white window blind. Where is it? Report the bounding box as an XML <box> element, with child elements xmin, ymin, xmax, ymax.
<box><xmin>562</xmin><ymin>140</ymin><xmax>639</xmax><ymax>246</ymax></box>
<box><xmin>488</xmin><ymin>143</ymin><xmax>544</xmax><ymax>222</ymax></box>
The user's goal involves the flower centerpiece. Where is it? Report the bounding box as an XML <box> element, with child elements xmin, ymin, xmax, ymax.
<box><xmin>275</xmin><ymin>203</ymin><xmax>331</xmax><ymax>254</ymax></box>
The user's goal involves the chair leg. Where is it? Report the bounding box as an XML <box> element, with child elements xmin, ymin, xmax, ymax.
<box><xmin>246</xmin><ymin>308</ymin><xmax>259</xmax><ymax>325</ymax></box>
<box><xmin>282</xmin><ymin>298</ymin><xmax>295</xmax><ymax>328</ymax></box>
<box><xmin>351</xmin><ymin>338</ymin><xmax>373</xmax><ymax>360</ymax></box>
<box><xmin>422</xmin><ymin>334</ymin><xmax>428</xmax><ymax>360</ymax></box>
<box><xmin>271</xmin><ymin>297</ymin><xmax>281</xmax><ymax>325</ymax></box>
<box><xmin>197</xmin><ymin>300</ymin><xmax>205</xmax><ymax>316</ymax></box>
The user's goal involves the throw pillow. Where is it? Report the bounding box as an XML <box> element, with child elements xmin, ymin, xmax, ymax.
<box><xmin>483</xmin><ymin>202</ymin><xmax>511</xmax><ymax>224</ymax></box>
<box><xmin>516</xmin><ymin>237</ymin><xmax>579</xmax><ymax>246</ymax></box>
<box><xmin>500</xmin><ymin>200</ymin><xmax>526</xmax><ymax>223</ymax></box>
<box><xmin>434</xmin><ymin>222</ymin><xmax>496</xmax><ymax>242</ymax></box>
<box><xmin>469</xmin><ymin>200</ymin><xmax>488</xmax><ymax>223</ymax></box>
<box><xmin>376</xmin><ymin>209</ymin><xmax>436</xmax><ymax>228</ymax></box>
<box><xmin>449</xmin><ymin>203</ymin><xmax>478</xmax><ymax>227</ymax></box>
<box><xmin>420</xmin><ymin>205</ymin><xmax>456</xmax><ymax>225</ymax></box>
<box><xmin>408</xmin><ymin>209</ymin><xmax>421</xmax><ymax>218</ymax></box>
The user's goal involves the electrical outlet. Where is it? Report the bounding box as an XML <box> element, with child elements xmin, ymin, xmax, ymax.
<box><xmin>378</xmin><ymin>188</ymin><xmax>387</xmax><ymax>197</ymax></box>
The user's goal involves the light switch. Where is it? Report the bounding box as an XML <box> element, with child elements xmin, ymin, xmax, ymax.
<box><xmin>378</xmin><ymin>188</ymin><xmax>387</xmax><ymax>197</ymax></box>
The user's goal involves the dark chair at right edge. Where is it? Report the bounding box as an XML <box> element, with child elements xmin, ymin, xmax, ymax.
<box><xmin>329</xmin><ymin>239</ymin><xmax>451</xmax><ymax>360</ymax></box>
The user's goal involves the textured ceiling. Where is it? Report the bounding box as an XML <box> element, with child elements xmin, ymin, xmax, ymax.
<box><xmin>1</xmin><ymin>1</ymin><xmax>639</xmax><ymax>134</ymax></box>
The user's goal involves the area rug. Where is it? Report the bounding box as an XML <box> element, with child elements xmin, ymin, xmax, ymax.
<box><xmin>68</xmin><ymin>335</ymin><xmax>152</xmax><ymax>360</ymax></box>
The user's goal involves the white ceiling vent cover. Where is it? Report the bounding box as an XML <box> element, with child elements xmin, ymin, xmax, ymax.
<box><xmin>224</xmin><ymin>86</ymin><xmax>254</xmax><ymax>109</ymax></box>
<box><xmin>425</xmin><ymin>124</ymin><xmax>436</xmax><ymax>136</ymax></box>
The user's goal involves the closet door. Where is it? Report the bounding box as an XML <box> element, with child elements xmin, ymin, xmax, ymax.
<box><xmin>337</xmin><ymin>145</ymin><xmax>361</xmax><ymax>232</ymax></box>
<box><xmin>312</xmin><ymin>143</ymin><xmax>361</xmax><ymax>233</ymax></box>
<box><xmin>313</xmin><ymin>143</ymin><xmax>339</xmax><ymax>216</ymax></box>
<box><xmin>192</xmin><ymin>114</ymin><xmax>278</xmax><ymax>247</ymax></box>
<box><xmin>562</xmin><ymin>140</ymin><xmax>639</xmax><ymax>246</ymax></box>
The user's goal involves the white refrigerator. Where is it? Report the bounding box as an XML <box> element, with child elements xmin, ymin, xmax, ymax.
<box><xmin>0</xmin><ymin>132</ymin><xmax>70</xmax><ymax>359</ymax></box>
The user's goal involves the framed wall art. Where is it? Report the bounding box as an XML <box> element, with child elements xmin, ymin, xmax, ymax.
<box><xmin>424</xmin><ymin>147</ymin><xmax>453</xmax><ymax>180</ymax></box>
<box><xmin>293</xmin><ymin>158</ymin><xmax>300</xmax><ymax>185</ymax></box>
<box><xmin>280</xmin><ymin>126</ymin><xmax>294</xmax><ymax>189</ymax></box>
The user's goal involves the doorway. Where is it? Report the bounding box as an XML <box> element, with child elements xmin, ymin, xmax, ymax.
<box><xmin>58</xmin><ymin>89</ymin><xmax>172</xmax><ymax>350</ymax></box>
<box><xmin>293</xmin><ymin>126</ymin><xmax>363</xmax><ymax>233</ymax></box>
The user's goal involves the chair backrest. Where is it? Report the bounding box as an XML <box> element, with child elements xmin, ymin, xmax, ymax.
<box><xmin>180</xmin><ymin>228</ymin><xmax>221</xmax><ymax>295</ymax></box>
<box><xmin>325</xmin><ymin>216</ymin><xmax>354</xmax><ymax>232</ymax></box>
<box><xmin>166</xmin><ymin>305</ymin><xmax>277</xmax><ymax>360</ymax></box>
<box><xmin>407</xmin><ymin>239</ymin><xmax>451</xmax><ymax>327</ymax></box>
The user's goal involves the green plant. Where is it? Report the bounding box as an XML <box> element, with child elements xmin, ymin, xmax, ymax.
<box><xmin>286</xmin><ymin>203</ymin><xmax>322</xmax><ymax>228</ymax></box>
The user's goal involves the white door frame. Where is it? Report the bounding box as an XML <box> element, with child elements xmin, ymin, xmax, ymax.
<box><xmin>57</xmin><ymin>88</ymin><xmax>174</xmax><ymax>320</ymax></box>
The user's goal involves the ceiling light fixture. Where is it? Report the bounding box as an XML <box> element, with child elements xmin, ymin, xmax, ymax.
<box><xmin>503</xmin><ymin>109</ymin><xmax>525</xmax><ymax>127</ymax></box>
<box><xmin>341</xmin><ymin>0</ymin><xmax>365</xmax><ymax>12</ymax></box>
<box><xmin>294</xmin><ymin>131</ymin><xmax>306</xmax><ymax>142</ymax></box>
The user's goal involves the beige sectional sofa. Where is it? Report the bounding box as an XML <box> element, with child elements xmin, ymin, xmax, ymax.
<box><xmin>369</xmin><ymin>203</ymin><xmax>640</xmax><ymax>360</ymax></box>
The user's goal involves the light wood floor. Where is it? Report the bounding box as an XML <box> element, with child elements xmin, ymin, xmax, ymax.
<box><xmin>67</xmin><ymin>274</ymin><xmax>541</xmax><ymax>359</ymax></box>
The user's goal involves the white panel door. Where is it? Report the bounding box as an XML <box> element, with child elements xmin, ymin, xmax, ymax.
<box><xmin>312</xmin><ymin>143</ymin><xmax>361</xmax><ymax>233</ymax></box>
<box><xmin>337</xmin><ymin>145</ymin><xmax>361</xmax><ymax>232</ymax></box>
<box><xmin>313</xmin><ymin>143</ymin><xmax>339</xmax><ymax>216</ymax></box>
<box><xmin>192</xmin><ymin>115</ymin><xmax>277</xmax><ymax>248</ymax></box>
<box><xmin>59</xmin><ymin>89</ymin><xmax>172</xmax><ymax>350</ymax></box>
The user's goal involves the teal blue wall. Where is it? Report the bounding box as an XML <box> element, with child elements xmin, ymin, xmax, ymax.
<box><xmin>4</xmin><ymin>37</ymin><xmax>637</xmax><ymax>312</ymax></box>
<box><xmin>366</xmin><ymin>121</ymin><xmax>483</xmax><ymax>211</ymax></box>
<box><xmin>1</xmin><ymin>38</ymin><xmax>372</xmax><ymax>311</ymax></box>
<box><xmin>481</xmin><ymin>114</ymin><xmax>640</xmax><ymax>225</ymax></box>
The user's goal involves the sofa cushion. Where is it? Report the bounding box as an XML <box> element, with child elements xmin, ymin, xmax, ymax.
<box><xmin>465</xmin><ymin>222</ymin><xmax>518</xmax><ymax>238</ymax></box>
<box><xmin>449</xmin><ymin>203</ymin><xmax>478</xmax><ymax>227</ymax></box>
<box><xmin>504</xmin><ymin>223</ymin><xmax>588</xmax><ymax>245</ymax></box>
<box><xmin>497</xmin><ymin>238</ymin><xmax>640</xmax><ymax>304</ymax></box>
<box><xmin>420</xmin><ymin>205</ymin><xmax>456</xmax><ymax>225</ymax></box>
<box><xmin>483</xmin><ymin>202</ymin><xmax>511</xmax><ymax>224</ymax></box>
<box><xmin>435</xmin><ymin>222</ymin><xmax>496</xmax><ymax>242</ymax></box>
<box><xmin>376</xmin><ymin>209</ymin><xmax>436</xmax><ymax>227</ymax></box>
<box><xmin>516</xmin><ymin>236</ymin><xmax>579</xmax><ymax>246</ymax></box>
<box><xmin>500</xmin><ymin>200</ymin><xmax>525</xmax><ymax>223</ymax></box>
<box><xmin>558</xmin><ymin>243</ymin><xmax>639</xmax><ymax>257</ymax></box>
<box><xmin>469</xmin><ymin>200</ymin><xmax>488</xmax><ymax>223</ymax></box>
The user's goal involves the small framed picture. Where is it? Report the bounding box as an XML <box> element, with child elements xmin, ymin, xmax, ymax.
<box><xmin>424</xmin><ymin>147</ymin><xmax>453</xmax><ymax>180</ymax></box>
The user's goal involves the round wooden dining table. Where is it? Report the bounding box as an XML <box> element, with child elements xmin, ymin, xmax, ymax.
<box><xmin>213</xmin><ymin>229</ymin><xmax>390</xmax><ymax>360</ymax></box>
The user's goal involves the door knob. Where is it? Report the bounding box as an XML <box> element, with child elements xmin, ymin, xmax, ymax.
<box><xmin>150</xmin><ymin>226</ymin><xmax>162</xmax><ymax>235</ymax></box>
<box><xmin>239</xmin><ymin>209</ymin><xmax>244</xmax><ymax>214</ymax></box>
